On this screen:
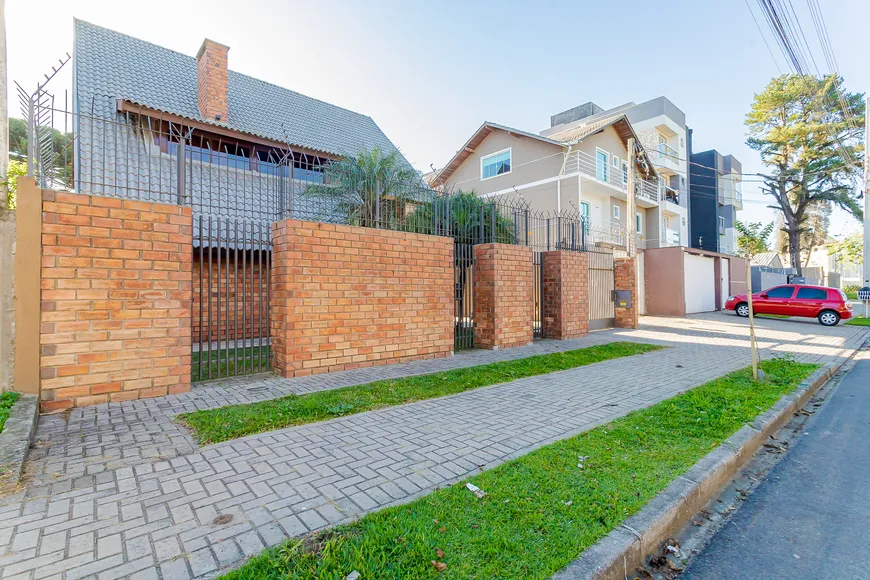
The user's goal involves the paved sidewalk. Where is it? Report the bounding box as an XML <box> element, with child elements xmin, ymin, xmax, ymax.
<box><xmin>0</xmin><ymin>314</ymin><xmax>867</xmax><ymax>580</ymax></box>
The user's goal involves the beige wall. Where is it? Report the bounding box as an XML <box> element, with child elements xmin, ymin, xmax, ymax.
<box><xmin>442</xmin><ymin>125</ymin><xmax>632</xmax><ymax>219</ymax></box>
<box><xmin>443</xmin><ymin>130</ymin><xmax>564</xmax><ymax>198</ymax></box>
<box><xmin>13</xmin><ymin>179</ymin><xmax>42</xmax><ymax>395</ymax></box>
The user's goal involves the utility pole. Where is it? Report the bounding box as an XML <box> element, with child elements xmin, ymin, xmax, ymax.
<box><xmin>864</xmin><ymin>96</ymin><xmax>870</xmax><ymax>287</ymax></box>
<box><xmin>0</xmin><ymin>0</ymin><xmax>7</xmax><ymax>208</ymax></box>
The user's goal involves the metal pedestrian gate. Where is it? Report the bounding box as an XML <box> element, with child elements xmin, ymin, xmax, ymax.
<box><xmin>193</xmin><ymin>215</ymin><xmax>272</xmax><ymax>381</ymax></box>
<box><xmin>588</xmin><ymin>246</ymin><xmax>616</xmax><ymax>330</ymax></box>
<box><xmin>454</xmin><ymin>242</ymin><xmax>475</xmax><ymax>350</ymax></box>
<box><xmin>533</xmin><ymin>251</ymin><xmax>544</xmax><ymax>339</ymax></box>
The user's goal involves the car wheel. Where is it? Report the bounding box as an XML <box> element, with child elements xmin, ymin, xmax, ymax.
<box><xmin>735</xmin><ymin>303</ymin><xmax>750</xmax><ymax>318</ymax></box>
<box><xmin>818</xmin><ymin>310</ymin><xmax>840</xmax><ymax>326</ymax></box>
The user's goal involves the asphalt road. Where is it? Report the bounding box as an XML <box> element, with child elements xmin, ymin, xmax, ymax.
<box><xmin>682</xmin><ymin>359</ymin><xmax>870</xmax><ymax>580</ymax></box>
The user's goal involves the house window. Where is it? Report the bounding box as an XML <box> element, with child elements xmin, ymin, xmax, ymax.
<box><xmin>635</xmin><ymin>212</ymin><xmax>642</xmax><ymax>233</ymax></box>
<box><xmin>481</xmin><ymin>148</ymin><xmax>511</xmax><ymax>180</ymax></box>
<box><xmin>612</xmin><ymin>205</ymin><xmax>620</xmax><ymax>220</ymax></box>
<box><xmin>596</xmin><ymin>149</ymin><xmax>608</xmax><ymax>182</ymax></box>
<box><xmin>622</xmin><ymin>160</ymin><xmax>628</xmax><ymax>185</ymax></box>
<box><xmin>580</xmin><ymin>201</ymin><xmax>590</xmax><ymax>220</ymax></box>
<box><xmin>719</xmin><ymin>216</ymin><xmax>726</xmax><ymax>228</ymax></box>
<box><xmin>612</xmin><ymin>155</ymin><xmax>620</xmax><ymax>168</ymax></box>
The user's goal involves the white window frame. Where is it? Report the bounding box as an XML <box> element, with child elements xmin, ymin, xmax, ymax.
<box><xmin>622</xmin><ymin>160</ymin><xmax>628</xmax><ymax>185</ymax></box>
<box><xmin>636</xmin><ymin>212</ymin><xmax>642</xmax><ymax>233</ymax></box>
<box><xmin>719</xmin><ymin>216</ymin><xmax>726</xmax><ymax>229</ymax></box>
<box><xmin>612</xmin><ymin>154</ymin><xmax>620</xmax><ymax>168</ymax></box>
<box><xmin>480</xmin><ymin>147</ymin><xmax>512</xmax><ymax>181</ymax></box>
<box><xmin>580</xmin><ymin>201</ymin><xmax>590</xmax><ymax>219</ymax></box>
<box><xmin>612</xmin><ymin>205</ymin><xmax>621</xmax><ymax>220</ymax></box>
<box><xmin>595</xmin><ymin>147</ymin><xmax>609</xmax><ymax>182</ymax></box>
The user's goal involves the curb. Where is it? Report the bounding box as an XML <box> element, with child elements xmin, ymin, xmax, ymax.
<box><xmin>0</xmin><ymin>394</ymin><xmax>39</xmax><ymax>494</ymax></box>
<box><xmin>552</xmin><ymin>359</ymin><xmax>845</xmax><ymax>580</ymax></box>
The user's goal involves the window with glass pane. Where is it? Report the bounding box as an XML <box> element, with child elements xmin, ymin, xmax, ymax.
<box><xmin>765</xmin><ymin>286</ymin><xmax>795</xmax><ymax>298</ymax></box>
<box><xmin>796</xmin><ymin>288</ymin><xmax>827</xmax><ymax>300</ymax></box>
<box><xmin>581</xmin><ymin>201</ymin><xmax>590</xmax><ymax>219</ymax></box>
<box><xmin>481</xmin><ymin>149</ymin><xmax>511</xmax><ymax>179</ymax></box>
<box><xmin>596</xmin><ymin>150</ymin><xmax>608</xmax><ymax>181</ymax></box>
<box><xmin>636</xmin><ymin>213</ymin><xmax>642</xmax><ymax>233</ymax></box>
<box><xmin>622</xmin><ymin>161</ymin><xmax>628</xmax><ymax>184</ymax></box>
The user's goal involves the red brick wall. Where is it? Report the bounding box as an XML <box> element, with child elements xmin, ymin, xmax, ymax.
<box><xmin>192</xmin><ymin>249</ymin><xmax>268</xmax><ymax>344</ymax></box>
<box><xmin>615</xmin><ymin>256</ymin><xmax>639</xmax><ymax>329</ymax></box>
<box><xmin>473</xmin><ymin>243</ymin><xmax>534</xmax><ymax>350</ymax></box>
<box><xmin>542</xmin><ymin>251</ymin><xmax>589</xmax><ymax>340</ymax></box>
<box><xmin>271</xmin><ymin>220</ymin><xmax>454</xmax><ymax>377</ymax></box>
<box><xmin>40</xmin><ymin>192</ymin><xmax>192</xmax><ymax>411</ymax></box>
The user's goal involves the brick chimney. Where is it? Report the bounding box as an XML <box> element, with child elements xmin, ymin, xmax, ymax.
<box><xmin>196</xmin><ymin>39</ymin><xmax>230</xmax><ymax>123</ymax></box>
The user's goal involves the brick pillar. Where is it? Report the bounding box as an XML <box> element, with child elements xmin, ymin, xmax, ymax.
<box><xmin>473</xmin><ymin>243</ymin><xmax>534</xmax><ymax>350</ymax></box>
<box><xmin>542</xmin><ymin>251</ymin><xmax>589</xmax><ymax>340</ymax></box>
<box><xmin>39</xmin><ymin>192</ymin><xmax>192</xmax><ymax>411</ymax></box>
<box><xmin>614</xmin><ymin>257</ymin><xmax>639</xmax><ymax>329</ymax></box>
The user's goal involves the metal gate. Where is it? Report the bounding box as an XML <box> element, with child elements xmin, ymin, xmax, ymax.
<box><xmin>193</xmin><ymin>215</ymin><xmax>272</xmax><ymax>381</ymax></box>
<box><xmin>454</xmin><ymin>242</ymin><xmax>475</xmax><ymax>350</ymax></box>
<box><xmin>533</xmin><ymin>251</ymin><xmax>544</xmax><ymax>339</ymax></box>
<box><xmin>588</xmin><ymin>246</ymin><xmax>616</xmax><ymax>330</ymax></box>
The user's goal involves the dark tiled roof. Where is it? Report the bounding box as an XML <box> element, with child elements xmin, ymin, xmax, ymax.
<box><xmin>74</xmin><ymin>19</ymin><xmax>408</xmax><ymax>161</ymax></box>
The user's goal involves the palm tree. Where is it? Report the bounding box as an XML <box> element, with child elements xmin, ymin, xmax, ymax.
<box><xmin>303</xmin><ymin>147</ymin><xmax>422</xmax><ymax>228</ymax></box>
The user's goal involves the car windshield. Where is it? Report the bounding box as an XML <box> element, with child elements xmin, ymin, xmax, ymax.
<box><xmin>839</xmin><ymin>290</ymin><xmax>849</xmax><ymax>302</ymax></box>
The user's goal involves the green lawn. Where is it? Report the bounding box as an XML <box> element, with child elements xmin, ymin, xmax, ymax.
<box><xmin>846</xmin><ymin>317</ymin><xmax>870</xmax><ymax>326</ymax></box>
<box><xmin>222</xmin><ymin>357</ymin><xmax>816</xmax><ymax>580</ymax></box>
<box><xmin>192</xmin><ymin>345</ymin><xmax>271</xmax><ymax>381</ymax></box>
<box><xmin>180</xmin><ymin>342</ymin><xmax>663</xmax><ymax>444</ymax></box>
<box><xmin>846</xmin><ymin>291</ymin><xmax>858</xmax><ymax>300</ymax></box>
<box><xmin>756</xmin><ymin>314</ymin><xmax>791</xmax><ymax>319</ymax></box>
<box><xmin>0</xmin><ymin>392</ymin><xmax>20</xmax><ymax>434</ymax></box>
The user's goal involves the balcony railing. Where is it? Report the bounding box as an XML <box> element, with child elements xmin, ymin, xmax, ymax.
<box><xmin>663</xmin><ymin>228</ymin><xmax>680</xmax><ymax>245</ymax></box>
<box><xmin>655</xmin><ymin>142</ymin><xmax>679</xmax><ymax>163</ymax></box>
<box><xmin>663</xmin><ymin>186</ymin><xmax>679</xmax><ymax>205</ymax></box>
<box><xmin>563</xmin><ymin>150</ymin><xmax>658</xmax><ymax>202</ymax></box>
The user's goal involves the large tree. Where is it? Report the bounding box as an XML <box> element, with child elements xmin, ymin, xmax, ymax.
<box><xmin>775</xmin><ymin>201</ymin><xmax>832</xmax><ymax>268</ymax></box>
<box><xmin>735</xmin><ymin>220</ymin><xmax>775</xmax><ymax>258</ymax></box>
<box><xmin>746</xmin><ymin>74</ymin><xmax>864</xmax><ymax>275</ymax></box>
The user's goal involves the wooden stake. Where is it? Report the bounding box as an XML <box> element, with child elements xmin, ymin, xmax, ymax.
<box><xmin>746</xmin><ymin>257</ymin><xmax>759</xmax><ymax>381</ymax></box>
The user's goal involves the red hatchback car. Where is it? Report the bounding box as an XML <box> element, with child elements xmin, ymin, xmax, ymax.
<box><xmin>725</xmin><ymin>284</ymin><xmax>853</xmax><ymax>326</ymax></box>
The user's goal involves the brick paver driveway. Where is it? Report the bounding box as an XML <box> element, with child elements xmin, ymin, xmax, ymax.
<box><xmin>1</xmin><ymin>313</ymin><xmax>868</xmax><ymax>580</ymax></box>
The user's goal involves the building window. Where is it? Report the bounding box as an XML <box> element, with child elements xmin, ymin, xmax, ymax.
<box><xmin>613</xmin><ymin>205</ymin><xmax>620</xmax><ymax>220</ymax></box>
<box><xmin>481</xmin><ymin>148</ymin><xmax>511</xmax><ymax>180</ymax></box>
<box><xmin>580</xmin><ymin>201</ymin><xmax>590</xmax><ymax>220</ymax></box>
<box><xmin>596</xmin><ymin>149</ymin><xmax>608</xmax><ymax>182</ymax></box>
<box><xmin>719</xmin><ymin>216</ymin><xmax>726</xmax><ymax>231</ymax></box>
<box><xmin>612</xmin><ymin>155</ymin><xmax>620</xmax><ymax>168</ymax></box>
<box><xmin>635</xmin><ymin>212</ymin><xmax>642</xmax><ymax>233</ymax></box>
<box><xmin>622</xmin><ymin>160</ymin><xmax>628</xmax><ymax>185</ymax></box>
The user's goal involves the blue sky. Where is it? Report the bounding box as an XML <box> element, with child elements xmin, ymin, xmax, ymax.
<box><xmin>8</xmin><ymin>0</ymin><xmax>867</xmax><ymax>237</ymax></box>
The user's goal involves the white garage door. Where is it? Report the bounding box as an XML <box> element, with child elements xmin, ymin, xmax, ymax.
<box><xmin>684</xmin><ymin>253</ymin><xmax>716</xmax><ymax>314</ymax></box>
<box><xmin>720</xmin><ymin>259</ymin><xmax>730</xmax><ymax>310</ymax></box>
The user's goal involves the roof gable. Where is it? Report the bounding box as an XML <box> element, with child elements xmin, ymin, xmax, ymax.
<box><xmin>74</xmin><ymin>19</ymin><xmax>409</xmax><ymax>162</ymax></box>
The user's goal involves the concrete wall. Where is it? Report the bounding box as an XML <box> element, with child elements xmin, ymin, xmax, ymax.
<box><xmin>271</xmin><ymin>220</ymin><xmax>454</xmax><ymax>377</ymax></box>
<box><xmin>643</xmin><ymin>246</ymin><xmax>686</xmax><ymax>316</ymax></box>
<box><xmin>0</xmin><ymin>213</ymin><xmax>14</xmax><ymax>393</ymax></box>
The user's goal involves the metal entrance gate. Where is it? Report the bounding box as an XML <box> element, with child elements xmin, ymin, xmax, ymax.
<box><xmin>588</xmin><ymin>246</ymin><xmax>616</xmax><ymax>330</ymax></box>
<box><xmin>193</xmin><ymin>215</ymin><xmax>272</xmax><ymax>381</ymax></box>
<box><xmin>533</xmin><ymin>251</ymin><xmax>544</xmax><ymax>339</ymax></box>
<box><xmin>454</xmin><ymin>242</ymin><xmax>475</xmax><ymax>350</ymax></box>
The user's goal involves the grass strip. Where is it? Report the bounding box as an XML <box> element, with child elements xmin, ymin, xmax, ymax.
<box><xmin>181</xmin><ymin>342</ymin><xmax>663</xmax><ymax>444</ymax></box>
<box><xmin>846</xmin><ymin>317</ymin><xmax>870</xmax><ymax>326</ymax></box>
<box><xmin>192</xmin><ymin>346</ymin><xmax>271</xmax><ymax>380</ymax></box>
<box><xmin>0</xmin><ymin>392</ymin><xmax>20</xmax><ymax>434</ymax></box>
<box><xmin>222</xmin><ymin>357</ymin><xmax>816</xmax><ymax>580</ymax></box>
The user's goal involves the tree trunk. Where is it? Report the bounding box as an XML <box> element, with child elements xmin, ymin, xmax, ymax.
<box><xmin>789</xmin><ymin>227</ymin><xmax>803</xmax><ymax>277</ymax></box>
